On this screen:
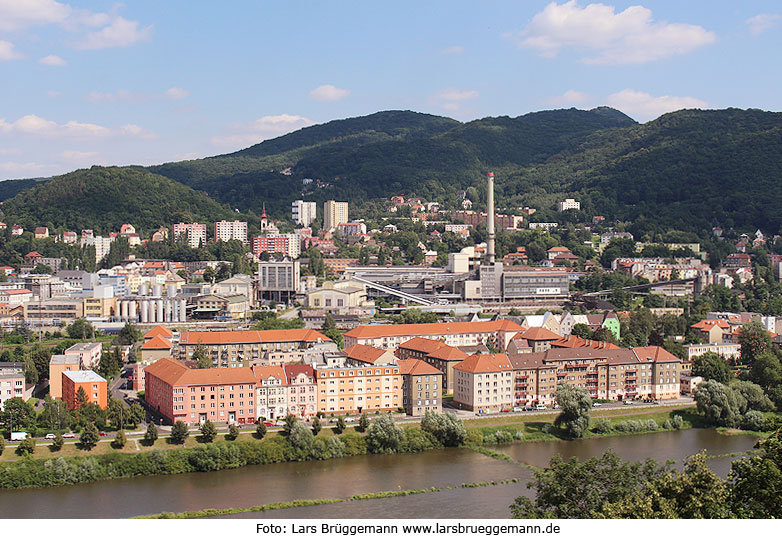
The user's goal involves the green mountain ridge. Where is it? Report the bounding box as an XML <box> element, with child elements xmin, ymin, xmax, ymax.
<box><xmin>2</xmin><ymin>106</ymin><xmax>782</xmax><ymax>238</ymax></box>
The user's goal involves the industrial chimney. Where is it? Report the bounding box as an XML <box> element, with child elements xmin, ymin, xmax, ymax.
<box><xmin>487</xmin><ymin>172</ymin><xmax>495</xmax><ymax>264</ymax></box>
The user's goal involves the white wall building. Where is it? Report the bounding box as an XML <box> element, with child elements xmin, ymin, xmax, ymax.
<box><xmin>214</xmin><ymin>220</ymin><xmax>248</xmax><ymax>243</ymax></box>
<box><xmin>172</xmin><ymin>223</ymin><xmax>208</xmax><ymax>249</ymax></box>
<box><xmin>292</xmin><ymin>200</ymin><xmax>317</xmax><ymax>227</ymax></box>
<box><xmin>557</xmin><ymin>199</ymin><xmax>581</xmax><ymax>211</ymax></box>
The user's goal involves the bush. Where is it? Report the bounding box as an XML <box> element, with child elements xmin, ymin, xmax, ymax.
<box><xmin>483</xmin><ymin>429</ymin><xmax>515</xmax><ymax>445</ymax></box>
<box><xmin>0</xmin><ymin>436</ymin><xmax>5</xmax><ymax>455</ymax></box>
<box><xmin>288</xmin><ymin>422</ymin><xmax>315</xmax><ymax>459</ymax></box>
<box><xmin>333</xmin><ymin>416</ymin><xmax>346</xmax><ymax>435</ymax></box>
<box><xmin>401</xmin><ymin>426</ymin><xmax>441</xmax><ymax>453</ymax></box>
<box><xmin>367</xmin><ymin>414</ymin><xmax>404</xmax><ymax>454</ymax></box>
<box><xmin>764</xmin><ymin>414</ymin><xmax>782</xmax><ymax>432</ymax></box>
<box><xmin>227</xmin><ymin>424</ymin><xmax>240</xmax><ymax>441</ymax></box>
<box><xmin>16</xmin><ymin>437</ymin><xmax>35</xmax><ymax>456</ymax></box>
<box><xmin>325</xmin><ymin>436</ymin><xmax>346</xmax><ymax>458</ymax></box>
<box><xmin>465</xmin><ymin>429</ymin><xmax>484</xmax><ymax>446</ymax></box>
<box><xmin>171</xmin><ymin>421</ymin><xmax>189</xmax><ymax>444</ymax></box>
<box><xmin>420</xmin><ymin>411</ymin><xmax>467</xmax><ymax>447</ymax></box>
<box><xmin>644</xmin><ymin>419</ymin><xmax>658</xmax><ymax>431</ymax></box>
<box><xmin>592</xmin><ymin>418</ymin><xmax>613</xmax><ymax>434</ymax></box>
<box><xmin>514</xmin><ymin>430</ymin><xmax>524</xmax><ymax>441</ymax></box>
<box><xmin>311</xmin><ymin>417</ymin><xmax>322</xmax><ymax>436</ymax></box>
<box><xmin>742</xmin><ymin>411</ymin><xmax>766</xmax><ymax>432</ymax></box>
<box><xmin>339</xmin><ymin>432</ymin><xmax>368</xmax><ymax>456</ymax></box>
<box><xmin>357</xmin><ymin>413</ymin><xmax>369</xmax><ymax>433</ymax></box>
<box><xmin>200</xmin><ymin>420</ymin><xmax>217</xmax><ymax>443</ymax></box>
<box><xmin>662</xmin><ymin>419</ymin><xmax>673</xmax><ymax>430</ymax></box>
<box><xmin>255</xmin><ymin>423</ymin><xmax>267</xmax><ymax>440</ymax></box>
<box><xmin>51</xmin><ymin>433</ymin><xmax>64</xmax><ymax>451</ymax></box>
<box><xmin>671</xmin><ymin>415</ymin><xmax>684</xmax><ymax>430</ymax></box>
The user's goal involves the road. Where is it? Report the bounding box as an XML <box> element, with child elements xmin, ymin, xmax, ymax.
<box><xmin>279</xmin><ymin>307</ymin><xmax>300</xmax><ymax>320</ymax></box>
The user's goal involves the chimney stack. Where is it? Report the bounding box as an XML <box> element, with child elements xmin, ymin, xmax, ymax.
<box><xmin>487</xmin><ymin>172</ymin><xmax>495</xmax><ymax>264</ymax></box>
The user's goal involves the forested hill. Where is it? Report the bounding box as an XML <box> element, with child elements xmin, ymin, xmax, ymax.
<box><xmin>0</xmin><ymin>167</ymin><xmax>249</xmax><ymax>234</ymax></box>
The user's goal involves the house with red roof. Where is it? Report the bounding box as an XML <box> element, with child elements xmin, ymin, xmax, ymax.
<box><xmin>397</xmin><ymin>359</ymin><xmax>443</xmax><ymax>416</ymax></box>
<box><xmin>453</xmin><ymin>354</ymin><xmax>514</xmax><ymax>412</ymax></box>
<box><xmin>34</xmin><ymin>227</ymin><xmax>49</xmax><ymax>239</ymax></box>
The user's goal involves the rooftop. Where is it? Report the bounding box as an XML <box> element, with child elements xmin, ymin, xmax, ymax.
<box><xmin>49</xmin><ymin>354</ymin><xmax>80</xmax><ymax>365</ymax></box>
<box><xmin>397</xmin><ymin>358</ymin><xmax>443</xmax><ymax>376</ymax></box>
<box><xmin>454</xmin><ymin>353</ymin><xmax>513</xmax><ymax>374</ymax></box>
<box><xmin>65</xmin><ymin>342</ymin><xmax>102</xmax><ymax>353</ymax></box>
<box><xmin>146</xmin><ymin>358</ymin><xmax>256</xmax><ymax>386</ymax></box>
<box><xmin>63</xmin><ymin>370</ymin><xmax>106</xmax><ymax>383</ymax></box>
<box><xmin>180</xmin><ymin>329</ymin><xmax>329</xmax><ymax>345</ymax></box>
<box><xmin>345</xmin><ymin>320</ymin><xmax>523</xmax><ymax>339</ymax></box>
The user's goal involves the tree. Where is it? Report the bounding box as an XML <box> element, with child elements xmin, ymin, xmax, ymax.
<box><xmin>357</xmin><ymin>412</ymin><xmax>369</xmax><ymax>433</ymax></box>
<box><xmin>738</xmin><ymin>321</ymin><xmax>771</xmax><ymax>366</ymax></box>
<box><xmin>67</xmin><ymin>318</ymin><xmax>94</xmax><ymax>340</ymax></box>
<box><xmin>51</xmin><ymin>433</ymin><xmax>64</xmax><ymax>451</ymax></box>
<box><xmin>749</xmin><ymin>350</ymin><xmax>782</xmax><ymax>389</ymax></box>
<box><xmin>255</xmin><ymin>422</ymin><xmax>267</xmax><ymax>439</ymax></box>
<box><xmin>113</xmin><ymin>430</ymin><xmax>127</xmax><ymax>449</ymax></box>
<box><xmin>23</xmin><ymin>355</ymin><xmax>38</xmax><ymax>385</ymax></box>
<box><xmin>730</xmin><ymin>380</ymin><xmax>774</xmax><ymax>411</ymax></box>
<box><xmin>554</xmin><ymin>384</ymin><xmax>592</xmax><ymax>438</ymax></box>
<box><xmin>0</xmin><ymin>397</ymin><xmax>35</xmax><ymax>431</ymax></box>
<box><xmin>98</xmin><ymin>348</ymin><xmax>121</xmax><ymax>380</ymax></box>
<box><xmin>334</xmin><ymin>416</ymin><xmax>347</xmax><ymax>434</ymax></box>
<box><xmin>311</xmin><ymin>416</ymin><xmax>322</xmax><ymax>436</ymax></box>
<box><xmin>144</xmin><ymin>423</ymin><xmax>158</xmax><ymax>445</ymax></box>
<box><xmin>0</xmin><ymin>436</ymin><xmax>4</xmax><ymax>456</ymax></box>
<box><xmin>192</xmin><ymin>344</ymin><xmax>212</xmax><ymax>369</ymax></box>
<box><xmin>694</xmin><ymin>380</ymin><xmax>746</xmax><ymax>427</ymax></box>
<box><xmin>171</xmin><ymin>421</ymin><xmax>189</xmax><ymax>444</ymax></box>
<box><xmin>367</xmin><ymin>414</ymin><xmax>404</xmax><ymax>454</ymax></box>
<box><xmin>203</xmin><ymin>266</ymin><xmax>216</xmax><ymax>283</ymax></box>
<box><xmin>16</xmin><ymin>437</ymin><xmax>35</xmax><ymax>456</ymax></box>
<box><xmin>74</xmin><ymin>386</ymin><xmax>89</xmax><ymax>410</ymax></box>
<box><xmin>283</xmin><ymin>414</ymin><xmax>298</xmax><ymax>436</ymax></box>
<box><xmin>80</xmin><ymin>422</ymin><xmax>99</xmax><ymax>450</ymax></box>
<box><xmin>692</xmin><ymin>352</ymin><xmax>732</xmax><ymax>384</ymax></box>
<box><xmin>40</xmin><ymin>397</ymin><xmax>71</xmax><ymax>432</ymax></box>
<box><xmin>729</xmin><ymin>430</ymin><xmax>782</xmax><ymax>518</ymax></box>
<box><xmin>510</xmin><ymin>451</ymin><xmax>666</xmax><ymax>518</ymax></box>
<box><xmin>227</xmin><ymin>423</ymin><xmax>239</xmax><ymax>441</ymax></box>
<box><xmin>288</xmin><ymin>421</ymin><xmax>315</xmax><ymax>453</ymax></box>
<box><xmin>571</xmin><ymin>323</ymin><xmax>592</xmax><ymax>339</ymax></box>
<box><xmin>128</xmin><ymin>403</ymin><xmax>145</xmax><ymax>428</ymax></box>
<box><xmin>324</xmin><ymin>328</ymin><xmax>344</xmax><ymax>350</ymax></box>
<box><xmin>118</xmin><ymin>323</ymin><xmax>142</xmax><ymax>346</ymax></box>
<box><xmin>420</xmin><ymin>411</ymin><xmax>467</xmax><ymax>447</ymax></box>
<box><xmin>200</xmin><ymin>420</ymin><xmax>217</xmax><ymax>443</ymax></box>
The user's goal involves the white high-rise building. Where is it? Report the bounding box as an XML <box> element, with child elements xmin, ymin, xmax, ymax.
<box><xmin>214</xmin><ymin>220</ymin><xmax>248</xmax><ymax>243</ymax></box>
<box><xmin>557</xmin><ymin>198</ymin><xmax>581</xmax><ymax>212</ymax></box>
<box><xmin>292</xmin><ymin>200</ymin><xmax>317</xmax><ymax>227</ymax></box>
<box><xmin>172</xmin><ymin>223</ymin><xmax>208</xmax><ymax>249</ymax></box>
<box><xmin>80</xmin><ymin>235</ymin><xmax>115</xmax><ymax>263</ymax></box>
<box><xmin>324</xmin><ymin>200</ymin><xmax>349</xmax><ymax>232</ymax></box>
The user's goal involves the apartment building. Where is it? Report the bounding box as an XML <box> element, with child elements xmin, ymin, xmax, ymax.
<box><xmin>315</xmin><ymin>363</ymin><xmax>402</xmax><ymax>414</ymax></box>
<box><xmin>62</xmin><ymin>370</ymin><xmax>108</xmax><ymax>410</ymax></box>
<box><xmin>252</xmin><ymin>365</ymin><xmax>288</xmax><ymax>420</ymax></box>
<box><xmin>343</xmin><ymin>320</ymin><xmax>524</xmax><ymax>351</ymax></box>
<box><xmin>64</xmin><ymin>342</ymin><xmax>103</xmax><ymax>369</ymax></box>
<box><xmin>214</xmin><ymin>220</ymin><xmax>248</xmax><ymax>243</ymax></box>
<box><xmin>395</xmin><ymin>337</ymin><xmax>467</xmax><ymax>393</ymax></box>
<box><xmin>292</xmin><ymin>200</ymin><xmax>317</xmax><ymax>227</ymax></box>
<box><xmin>0</xmin><ymin>370</ymin><xmax>25</xmax><ymax>409</ymax></box>
<box><xmin>453</xmin><ymin>354</ymin><xmax>515</xmax><ymax>412</ymax></box>
<box><xmin>283</xmin><ymin>364</ymin><xmax>317</xmax><ymax>418</ymax></box>
<box><xmin>145</xmin><ymin>357</ymin><xmax>257</xmax><ymax>425</ymax></box>
<box><xmin>172</xmin><ymin>223</ymin><xmax>208</xmax><ymax>249</ymax></box>
<box><xmin>684</xmin><ymin>342</ymin><xmax>741</xmax><ymax>361</ymax></box>
<box><xmin>397</xmin><ymin>359</ymin><xmax>443</xmax><ymax>416</ymax></box>
<box><xmin>324</xmin><ymin>200</ymin><xmax>349</xmax><ymax>232</ymax></box>
<box><xmin>179</xmin><ymin>329</ymin><xmax>330</xmax><ymax>368</ymax></box>
<box><xmin>48</xmin><ymin>354</ymin><xmax>81</xmax><ymax>399</ymax></box>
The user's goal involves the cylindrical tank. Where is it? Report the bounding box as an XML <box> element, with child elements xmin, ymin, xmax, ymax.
<box><xmin>152</xmin><ymin>284</ymin><xmax>162</xmax><ymax>297</ymax></box>
<box><xmin>156</xmin><ymin>299</ymin><xmax>164</xmax><ymax>321</ymax></box>
<box><xmin>139</xmin><ymin>283</ymin><xmax>148</xmax><ymax>296</ymax></box>
<box><xmin>180</xmin><ymin>299</ymin><xmax>187</xmax><ymax>322</ymax></box>
<box><xmin>120</xmin><ymin>301</ymin><xmax>128</xmax><ymax>321</ymax></box>
<box><xmin>128</xmin><ymin>301</ymin><xmax>137</xmax><ymax>322</ymax></box>
<box><xmin>167</xmin><ymin>285</ymin><xmax>177</xmax><ymax>298</ymax></box>
<box><xmin>140</xmin><ymin>300</ymin><xmax>149</xmax><ymax>323</ymax></box>
<box><xmin>148</xmin><ymin>300</ymin><xmax>157</xmax><ymax>322</ymax></box>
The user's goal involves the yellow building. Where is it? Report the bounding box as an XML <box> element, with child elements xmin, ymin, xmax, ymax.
<box><xmin>306</xmin><ymin>280</ymin><xmax>372</xmax><ymax>313</ymax></box>
<box><xmin>83</xmin><ymin>296</ymin><xmax>116</xmax><ymax>319</ymax></box>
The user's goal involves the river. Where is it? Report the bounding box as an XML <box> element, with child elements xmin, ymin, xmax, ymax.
<box><xmin>0</xmin><ymin>429</ymin><xmax>760</xmax><ymax>519</ymax></box>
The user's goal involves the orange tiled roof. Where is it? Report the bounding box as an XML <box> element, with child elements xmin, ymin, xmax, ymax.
<box><xmin>551</xmin><ymin>335</ymin><xmax>620</xmax><ymax>350</ymax></box>
<box><xmin>345</xmin><ymin>320</ymin><xmax>523</xmax><ymax>339</ymax></box>
<box><xmin>517</xmin><ymin>326</ymin><xmax>560</xmax><ymax>341</ymax></box>
<box><xmin>180</xmin><ymin>329</ymin><xmax>329</xmax><ymax>345</ymax></box>
<box><xmin>453</xmin><ymin>353</ymin><xmax>513</xmax><ymax>374</ymax></box>
<box><xmin>251</xmin><ymin>365</ymin><xmax>286</xmax><ymax>383</ymax></box>
<box><xmin>141</xmin><ymin>335</ymin><xmax>173</xmax><ymax>350</ymax></box>
<box><xmin>343</xmin><ymin>344</ymin><xmax>390</xmax><ymax>364</ymax></box>
<box><xmin>282</xmin><ymin>364</ymin><xmax>315</xmax><ymax>383</ymax></box>
<box><xmin>145</xmin><ymin>358</ymin><xmax>257</xmax><ymax>386</ymax></box>
<box><xmin>397</xmin><ymin>359</ymin><xmax>443</xmax><ymax>376</ymax></box>
<box><xmin>398</xmin><ymin>336</ymin><xmax>448</xmax><ymax>354</ymax></box>
<box><xmin>691</xmin><ymin>320</ymin><xmax>730</xmax><ymax>330</ymax></box>
<box><xmin>144</xmin><ymin>325</ymin><xmax>174</xmax><ymax>339</ymax></box>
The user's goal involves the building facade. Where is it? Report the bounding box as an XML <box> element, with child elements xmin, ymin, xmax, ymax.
<box><xmin>214</xmin><ymin>221</ymin><xmax>248</xmax><ymax>243</ymax></box>
<box><xmin>172</xmin><ymin>223</ymin><xmax>208</xmax><ymax>249</ymax></box>
<box><xmin>324</xmin><ymin>200</ymin><xmax>349</xmax><ymax>232</ymax></box>
<box><xmin>292</xmin><ymin>200</ymin><xmax>317</xmax><ymax>227</ymax></box>
<box><xmin>315</xmin><ymin>363</ymin><xmax>402</xmax><ymax>414</ymax></box>
<box><xmin>62</xmin><ymin>370</ymin><xmax>108</xmax><ymax>410</ymax></box>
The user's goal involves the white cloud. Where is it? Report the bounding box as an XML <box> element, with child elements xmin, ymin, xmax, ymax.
<box><xmin>0</xmin><ymin>0</ymin><xmax>71</xmax><ymax>31</ymax></box>
<box><xmin>39</xmin><ymin>54</ymin><xmax>66</xmax><ymax>66</ymax></box>
<box><xmin>433</xmin><ymin>88</ymin><xmax>479</xmax><ymax>102</ymax></box>
<box><xmin>0</xmin><ymin>114</ymin><xmax>154</xmax><ymax>138</ymax></box>
<box><xmin>77</xmin><ymin>16</ymin><xmax>152</xmax><ymax>50</ymax></box>
<box><xmin>0</xmin><ymin>161</ymin><xmax>51</xmax><ymax>175</ymax></box>
<box><xmin>309</xmin><ymin>84</ymin><xmax>350</xmax><ymax>101</ymax></box>
<box><xmin>0</xmin><ymin>40</ymin><xmax>23</xmax><ymax>61</ymax></box>
<box><xmin>60</xmin><ymin>150</ymin><xmax>98</xmax><ymax>161</ymax></box>
<box><xmin>543</xmin><ymin>89</ymin><xmax>592</xmax><ymax>106</ymax></box>
<box><xmin>212</xmin><ymin>114</ymin><xmax>315</xmax><ymax>148</ymax></box>
<box><xmin>440</xmin><ymin>45</ymin><xmax>464</xmax><ymax>54</ymax></box>
<box><xmin>606</xmin><ymin>89</ymin><xmax>708</xmax><ymax>121</ymax></box>
<box><xmin>746</xmin><ymin>14</ymin><xmax>782</xmax><ymax>35</ymax></box>
<box><xmin>514</xmin><ymin>1</ymin><xmax>716</xmax><ymax>65</ymax></box>
<box><xmin>164</xmin><ymin>87</ymin><xmax>190</xmax><ymax>100</ymax></box>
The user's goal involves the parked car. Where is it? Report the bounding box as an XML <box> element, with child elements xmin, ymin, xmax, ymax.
<box><xmin>98</xmin><ymin>431</ymin><xmax>107</xmax><ymax>436</ymax></box>
<box><xmin>44</xmin><ymin>433</ymin><xmax>57</xmax><ymax>439</ymax></box>
<box><xmin>592</xmin><ymin>402</ymin><xmax>602</xmax><ymax>407</ymax></box>
<box><xmin>500</xmin><ymin>408</ymin><xmax>511</xmax><ymax>413</ymax></box>
<box><xmin>62</xmin><ymin>433</ymin><xmax>76</xmax><ymax>439</ymax></box>
<box><xmin>512</xmin><ymin>407</ymin><xmax>524</xmax><ymax>412</ymax></box>
<box><xmin>263</xmin><ymin>422</ymin><xmax>273</xmax><ymax>427</ymax></box>
<box><xmin>623</xmin><ymin>400</ymin><xmax>633</xmax><ymax>405</ymax></box>
<box><xmin>535</xmin><ymin>404</ymin><xmax>547</xmax><ymax>410</ymax></box>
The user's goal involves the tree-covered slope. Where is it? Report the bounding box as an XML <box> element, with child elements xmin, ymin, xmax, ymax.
<box><xmin>0</xmin><ymin>177</ymin><xmax>49</xmax><ymax>202</ymax></box>
<box><xmin>0</xmin><ymin>166</ymin><xmax>247</xmax><ymax>234</ymax></box>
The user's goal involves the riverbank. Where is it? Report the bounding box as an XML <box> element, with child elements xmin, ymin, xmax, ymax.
<box><xmin>0</xmin><ymin>405</ymin><xmax>758</xmax><ymax>490</ymax></box>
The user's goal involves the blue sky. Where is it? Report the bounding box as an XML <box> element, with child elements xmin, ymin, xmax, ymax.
<box><xmin>1</xmin><ymin>0</ymin><xmax>781</xmax><ymax>180</ymax></box>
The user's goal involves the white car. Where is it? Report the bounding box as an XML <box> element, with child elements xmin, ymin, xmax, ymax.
<box><xmin>62</xmin><ymin>433</ymin><xmax>76</xmax><ymax>439</ymax></box>
<box><xmin>44</xmin><ymin>433</ymin><xmax>56</xmax><ymax>439</ymax></box>
<box><xmin>592</xmin><ymin>402</ymin><xmax>602</xmax><ymax>407</ymax></box>
<box><xmin>535</xmin><ymin>404</ymin><xmax>547</xmax><ymax>410</ymax></box>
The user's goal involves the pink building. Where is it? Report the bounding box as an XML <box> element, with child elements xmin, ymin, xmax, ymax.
<box><xmin>172</xmin><ymin>223</ymin><xmax>208</xmax><ymax>249</ymax></box>
<box><xmin>64</xmin><ymin>342</ymin><xmax>103</xmax><ymax>369</ymax></box>
<box><xmin>0</xmin><ymin>372</ymin><xmax>25</xmax><ymax>409</ymax></box>
<box><xmin>252</xmin><ymin>366</ymin><xmax>287</xmax><ymax>420</ymax></box>
<box><xmin>145</xmin><ymin>358</ymin><xmax>257</xmax><ymax>425</ymax></box>
<box><xmin>283</xmin><ymin>364</ymin><xmax>317</xmax><ymax>418</ymax></box>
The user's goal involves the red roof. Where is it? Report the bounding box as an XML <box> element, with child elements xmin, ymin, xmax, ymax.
<box><xmin>397</xmin><ymin>359</ymin><xmax>443</xmax><ymax>376</ymax></box>
<box><xmin>25</xmin><ymin>251</ymin><xmax>42</xmax><ymax>258</ymax></box>
<box><xmin>2</xmin><ymin>289</ymin><xmax>32</xmax><ymax>295</ymax></box>
<box><xmin>141</xmin><ymin>335</ymin><xmax>173</xmax><ymax>350</ymax></box>
<box><xmin>282</xmin><ymin>364</ymin><xmax>315</xmax><ymax>384</ymax></box>
<box><xmin>146</xmin><ymin>358</ymin><xmax>256</xmax><ymax>386</ymax></box>
<box><xmin>517</xmin><ymin>327</ymin><xmax>560</xmax><ymax>341</ymax></box>
<box><xmin>551</xmin><ymin>335</ymin><xmax>620</xmax><ymax>350</ymax></box>
<box><xmin>343</xmin><ymin>344</ymin><xmax>392</xmax><ymax>364</ymax></box>
<box><xmin>454</xmin><ymin>353</ymin><xmax>513</xmax><ymax>374</ymax></box>
<box><xmin>691</xmin><ymin>320</ymin><xmax>729</xmax><ymax>330</ymax></box>
<box><xmin>180</xmin><ymin>329</ymin><xmax>329</xmax><ymax>345</ymax></box>
<box><xmin>144</xmin><ymin>325</ymin><xmax>174</xmax><ymax>339</ymax></box>
<box><xmin>345</xmin><ymin>320</ymin><xmax>523</xmax><ymax>339</ymax></box>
